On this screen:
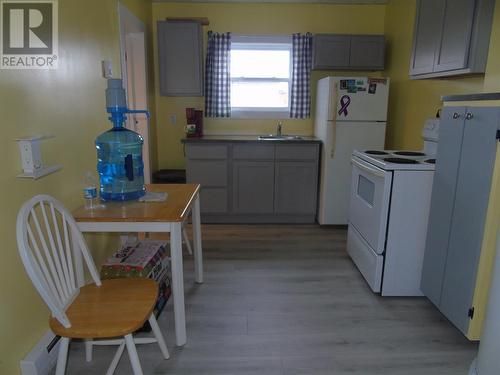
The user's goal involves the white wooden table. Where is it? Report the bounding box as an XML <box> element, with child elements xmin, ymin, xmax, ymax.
<box><xmin>73</xmin><ymin>184</ymin><xmax>203</xmax><ymax>346</ymax></box>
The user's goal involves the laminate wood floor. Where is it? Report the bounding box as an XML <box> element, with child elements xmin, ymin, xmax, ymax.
<box><xmin>61</xmin><ymin>225</ymin><xmax>477</xmax><ymax>375</ymax></box>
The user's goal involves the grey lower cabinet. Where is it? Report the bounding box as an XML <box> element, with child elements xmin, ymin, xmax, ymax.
<box><xmin>275</xmin><ymin>161</ymin><xmax>318</xmax><ymax>214</ymax></box>
<box><xmin>421</xmin><ymin>106</ymin><xmax>500</xmax><ymax>336</ymax></box>
<box><xmin>233</xmin><ymin>161</ymin><xmax>275</xmax><ymax>214</ymax></box>
<box><xmin>184</xmin><ymin>141</ymin><xmax>320</xmax><ymax>223</ymax></box>
<box><xmin>185</xmin><ymin>144</ymin><xmax>228</xmax><ymax>214</ymax></box>
<box><xmin>313</xmin><ymin>34</ymin><xmax>385</xmax><ymax>71</ymax></box>
<box><xmin>410</xmin><ymin>0</ymin><xmax>495</xmax><ymax>79</ymax></box>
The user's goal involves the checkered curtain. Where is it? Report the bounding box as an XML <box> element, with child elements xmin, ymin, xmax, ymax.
<box><xmin>290</xmin><ymin>33</ymin><xmax>313</xmax><ymax>119</ymax></box>
<box><xmin>205</xmin><ymin>31</ymin><xmax>231</xmax><ymax>118</ymax></box>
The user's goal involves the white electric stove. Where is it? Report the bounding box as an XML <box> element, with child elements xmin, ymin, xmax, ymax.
<box><xmin>347</xmin><ymin>119</ymin><xmax>439</xmax><ymax>296</ymax></box>
<box><xmin>352</xmin><ymin>149</ymin><xmax>436</xmax><ymax>171</ymax></box>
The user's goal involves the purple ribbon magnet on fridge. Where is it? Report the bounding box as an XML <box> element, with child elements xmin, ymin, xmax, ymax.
<box><xmin>338</xmin><ymin>95</ymin><xmax>351</xmax><ymax>116</ymax></box>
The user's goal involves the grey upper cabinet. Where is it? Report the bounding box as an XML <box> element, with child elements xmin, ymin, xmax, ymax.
<box><xmin>313</xmin><ymin>34</ymin><xmax>385</xmax><ymax>71</ymax></box>
<box><xmin>157</xmin><ymin>20</ymin><xmax>203</xmax><ymax>96</ymax></box>
<box><xmin>313</xmin><ymin>35</ymin><xmax>351</xmax><ymax>70</ymax></box>
<box><xmin>350</xmin><ymin>36</ymin><xmax>385</xmax><ymax>70</ymax></box>
<box><xmin>410</xmin><ymin>0</ymin><xmax>495</xmax><ymax>79</ymax></box>
<box><xmin>433</xmin><ymin>0</ymin><xmax>475</xmax><ymax>72</ymax></box>
<box><xmin>421</xmin><ymin>106</ymin><xmax>500</xmax><ymax>335</ymax></box>
<box><xmin>410</xmin><ymin>0</ymin><xmax>444</xmax><ymax>75</ymax></box>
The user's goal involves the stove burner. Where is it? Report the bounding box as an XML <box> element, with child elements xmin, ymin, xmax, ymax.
<box><xmin>383</xmin><ymin>157</ymin><xmax>420</xmax><ymax>164</ymax></box>
<box><xmin>425</xmin><ymin>158</ymin><xmax>436</xmax><ymax>164</ymax></box>
<box><xmin>365</xmin><ymin>150</ymin><xmax>389</xmax><ymax>155</ymax></box>
<box><xmin>393</xmin><ymin>151</ymin><xmax>426</xmax><ymax>157</ymax></box>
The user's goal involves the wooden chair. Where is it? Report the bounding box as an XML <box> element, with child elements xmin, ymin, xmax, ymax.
<box><xmin>16</xmin><ymin>195</ymin><xmax>170</xmax><ymax>375</ymax></box>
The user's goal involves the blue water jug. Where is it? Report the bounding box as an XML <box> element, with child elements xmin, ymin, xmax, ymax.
<box><xmin>95</xmin><ymin>79</ymin><xmax>146</xmax><ymax>201</ymax></box>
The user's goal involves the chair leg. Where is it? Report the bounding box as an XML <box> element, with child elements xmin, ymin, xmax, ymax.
<box><xmin>105</xmin><ymin>342</ymin><xmax>125</xmax><ymax>375</ymax></box>
<box><xmin>148</xmin><ymin>313</ymin><xmax>170</xmax><ymax>359</ymax></box>
<box><xmin>182</xmin><ymin>227</ymin><xmax>193</xmax><ymax>255</ymax></box>
<box><xmin>55</xmin><ymin>337</ymin><xmax>70</xmax><ymax>375</ymax></box>
<box><xmin>124</xmin><ymin>334</ymin><xmax>144</xmax><ymax>375</ymax></box>
<box><xmin>84</xmin><ymin>339</ymin><xmax>93</xmax><ymax>362</ymax></box>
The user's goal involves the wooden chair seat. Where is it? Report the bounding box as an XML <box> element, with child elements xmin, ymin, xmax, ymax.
<box><xmin>50</xmin><ymin>278</ymin><xmax>158</xmax><ymax>339</ymax></box>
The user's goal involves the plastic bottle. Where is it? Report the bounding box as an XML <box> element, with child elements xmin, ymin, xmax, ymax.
<box><xmin>83</xmin><ymin>172</ymin><xmax>98</xmax><ymax>209</ymax></box>
<box><xmin>96</xmin><ymin>127</ymin><xmax>145</xmax><ymax>201</ymax></box>
<box><xmin>95</xmin><ymin>79</ymin><xmax>146</xmax><ymax>201</ymax></box>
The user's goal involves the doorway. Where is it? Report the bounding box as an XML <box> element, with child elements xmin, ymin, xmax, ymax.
<box><xmin>118</xmin><ymin>3</ymin><xmax>151</xmax><ymax>184</ymax></box>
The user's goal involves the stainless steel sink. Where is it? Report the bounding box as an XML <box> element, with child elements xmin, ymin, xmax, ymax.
<box><xmin>258</xmin><ymin>135</ymin><xmax>303</xmax><ymax>140</ymax></box>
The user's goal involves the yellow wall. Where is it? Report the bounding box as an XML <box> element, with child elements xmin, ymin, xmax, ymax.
<box><xmin>152</xmin><ymin>3</ymin><xmax>386</xmax><ymax>169</ymax></box>
<box><xmin>2</xmin><ymin>2</ymin><xmax>500</xmax><ymax>372</ymax></box>
<box><xmin>0</xmin><ymin>1</ymin><xmax>153</xmax><ymax>373</ymax></box>
<box><xmin>384</xmin><ymin>0</ymin><xmax>500</xmax><ymax>340</ymax></box>
<box><xmin>383</xmin><ymin>0</ymin><xmax>485</xmax><ymax>149</ymax></box>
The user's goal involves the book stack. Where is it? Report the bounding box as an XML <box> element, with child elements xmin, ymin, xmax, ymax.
<box><xmin>101</xmin><ymin>240</ymin><xmax>172</xmax><ymax>326</ymax></box>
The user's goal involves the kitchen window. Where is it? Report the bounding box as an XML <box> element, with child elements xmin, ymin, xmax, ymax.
<box><xmin>230</xmin><ymin>35</ymin><xmax>292</xmax><ymax>118</ymax></box>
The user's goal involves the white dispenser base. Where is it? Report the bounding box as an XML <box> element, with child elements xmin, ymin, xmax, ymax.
<box><xmin>15</xmin><ymin>135</ymin><xmax>61</xmax><ymax>180</ymax></box>
<box><xmin>17</xmin><ymin>165</ymin><xmax>62</xmax><ymax>179</ymax></box>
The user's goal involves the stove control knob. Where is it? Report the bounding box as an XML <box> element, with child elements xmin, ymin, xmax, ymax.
<box><xmin>466</xmin><ymin>112</ymin><xmax>474</xmax><ymax>120</ymax></box>
<box><xmin>453</xmin><ymin>112</ymin><xmax>461</xmax><ymax>119</ymax></box>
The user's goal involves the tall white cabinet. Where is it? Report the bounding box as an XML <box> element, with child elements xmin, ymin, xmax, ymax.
<box><xmin>421</xmin><ymin>106</ymin><xmax>500</xmax><ymax>336</ymax></box>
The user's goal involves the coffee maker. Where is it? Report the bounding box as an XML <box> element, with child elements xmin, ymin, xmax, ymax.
<box><xmin>185</xmin><ymin>108</ymin><xmax>203</xmax><ymax>138</ymax></box>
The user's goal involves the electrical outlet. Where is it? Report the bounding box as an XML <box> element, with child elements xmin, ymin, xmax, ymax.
<box><xmin>101</xmin><ymin>60</ymin><xmax>113</xmax><ymax>78</ymax></box>
<box><xmin>169</xmin><ymin>114</ymin><xmax>177</xmax><ymax>125</ymax></box>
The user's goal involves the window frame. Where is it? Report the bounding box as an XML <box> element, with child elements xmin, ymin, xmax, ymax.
<box><xmin>230</xmin><ymin>35</ymin><xmax>293</xmax><ymax>119</ymax></box>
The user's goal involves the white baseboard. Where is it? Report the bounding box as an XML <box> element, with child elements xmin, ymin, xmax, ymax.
<box><xmin>20</xmin><ymin>331</ymin><xmax>61</xmax><ymax>375</ymax></box>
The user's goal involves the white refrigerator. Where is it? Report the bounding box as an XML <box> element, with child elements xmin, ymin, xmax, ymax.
<box><xmin>314</xmin><ymin>76</ymin><xmax>390</xmax><ymax>225</ymax></box>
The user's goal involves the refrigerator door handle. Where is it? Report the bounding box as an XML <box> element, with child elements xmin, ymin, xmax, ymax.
<box><xmin>328</xmin><ymin>82</ymin><xmax>337</xmax><ymax>122</ymax></box>
<box><xmin>328</xmin><ymin>82</ymin><xmax>339</xmax><ymax>158</ymax></box>
<box><xmin>329</xmin><ymin>120</ymin><xmax>336</xmax><ymax>158</ymax></box>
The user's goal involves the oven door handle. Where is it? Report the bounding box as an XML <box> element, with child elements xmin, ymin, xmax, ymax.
<box><xmin>351</xmin><ymin>157</ymin><xmax>386</xmax><ymax>178</ymax></box>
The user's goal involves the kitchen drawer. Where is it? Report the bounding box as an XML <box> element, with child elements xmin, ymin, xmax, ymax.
<box><xmin>347</xmin><ymin>224</ymin><xmax>383</xmax><ymax>293</ymax></box>
<box><xmin>233</xmin><ymin>144</ymin><xmax>275</xmax><ymax>160</ymax></box>
<box><xmin>275</xmin><ymin>144</ymin><xmax>319</xmax><ymax>160</ymax></box>
<box><xmin>185</xmin><ymin>144</ymin><xmax>228</xmax><ymax>159</ymax></box>
<box><xmin>200</xmin><ymin>187</ymin><xmax>228</xmax><ymax>213</ymax></box>
<box><xmin>186</xmin><ymin>160</ymin><xmax>227</xmax><ymax>187</ymax></box>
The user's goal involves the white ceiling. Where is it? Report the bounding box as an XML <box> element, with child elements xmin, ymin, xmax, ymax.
<box><xmin>153</xmin><ymin>0</ymin><xmax>387</xmax><ymax>4</ymax></box>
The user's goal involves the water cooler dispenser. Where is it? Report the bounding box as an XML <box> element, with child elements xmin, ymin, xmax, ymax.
<box><xmin>95</xmin><ymin>79</ymin><xmax>149</xmax><ymax>201</ymax></box>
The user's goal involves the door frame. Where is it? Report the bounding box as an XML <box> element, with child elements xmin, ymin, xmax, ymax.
<box><xmin>118</xmin><ymin>2</ymin><xmax>151</xmax><ymax>183</ymax></box>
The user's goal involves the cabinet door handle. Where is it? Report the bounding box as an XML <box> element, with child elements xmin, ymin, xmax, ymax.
<box><xmin>453</xmin><ymin>112</ymin><xmax>461</xmax><ymax>119</ymax></box>
<box><xmin>466</xmin><ymin>112</ymin><xmax>474</xmax><ymax>120</ymax></box>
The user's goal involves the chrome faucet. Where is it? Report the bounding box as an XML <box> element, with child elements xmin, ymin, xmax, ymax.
<box><xmin>276</xmin><ymin>121</ymin><xmax>283</xmax><ymax>136</ymax></box>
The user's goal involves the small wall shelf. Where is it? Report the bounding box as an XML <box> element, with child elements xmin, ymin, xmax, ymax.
<box><xmin>15</xmin><ymin>135</ymin><xmax>62</xmax><ymax>180</ymax></box>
